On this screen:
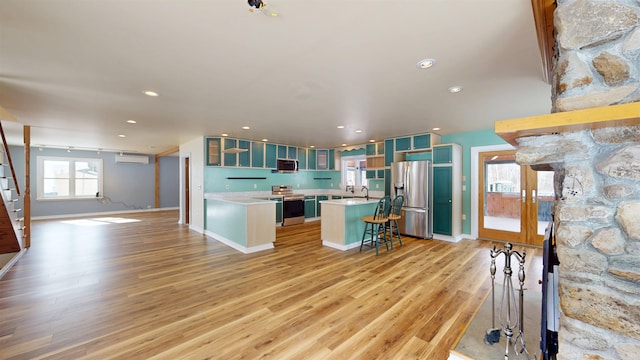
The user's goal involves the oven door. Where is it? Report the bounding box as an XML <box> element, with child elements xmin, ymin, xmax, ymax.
<box><xmin>282</xmin><ymin>198</ymin><xmax>305</xmax><ymax>225</ymax></box>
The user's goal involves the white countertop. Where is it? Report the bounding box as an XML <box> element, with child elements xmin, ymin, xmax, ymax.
<box><xmin>204</xmin><ymin>195</ymin><xmax>276</xmax><ymax>205</ymax></box>
<box><xmin>319</xmin><ymin>198</ymin><xmax>379</xmax><ymax>206</ymax></box>
<box><xmin>204</xmin><ymin>189</ymin><xmax>384</xmax><ymax>199</ymax></box>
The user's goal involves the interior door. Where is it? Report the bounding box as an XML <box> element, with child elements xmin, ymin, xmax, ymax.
<box><xmin>184</xmin><ymin>156</ymin><xmax>190</xmax><ymax>225</ymax></box>
<box><xmin>478</xmin><ymin>150</ymin><xmax>554</xmax><ymax>246</ymax></box>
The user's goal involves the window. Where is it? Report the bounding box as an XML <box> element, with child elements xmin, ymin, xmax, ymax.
<box><xmin>341</xmin><ymin>155</ymin><xmax>368</xmax><ymax>189</ymax></box>
<box><xmin>37</xmin><ymin>156</ymin><xmax>103</xmax><ymax>200</ymax></box>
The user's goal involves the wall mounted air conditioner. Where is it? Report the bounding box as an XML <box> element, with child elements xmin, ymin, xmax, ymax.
<box><xmin>115</xmin><ymin>154</ymin><xmax>149</xmax><ymax>164</ymax></box>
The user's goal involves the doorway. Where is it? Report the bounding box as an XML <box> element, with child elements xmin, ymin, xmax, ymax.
<box><xmin>478</xmin><ymin>149</ymin><xmax>554</xmax><ymax>246</ymax></box>
<box><xmin>183</xmin><ymin>156</ymin><xmax>190</xmax><ymax>225</ymax></box>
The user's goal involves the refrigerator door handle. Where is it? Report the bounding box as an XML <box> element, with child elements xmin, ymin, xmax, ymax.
<box><xmin>402</xmin><ymin>208</ymin><xmax>426</xmax><ymax>214</ymax></box>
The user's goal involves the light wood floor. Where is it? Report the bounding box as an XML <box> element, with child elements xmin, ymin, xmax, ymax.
<box><xmin>0</xmin><ymin>210</ymin><xmax>542</xmax><ymax>360</ymax></box>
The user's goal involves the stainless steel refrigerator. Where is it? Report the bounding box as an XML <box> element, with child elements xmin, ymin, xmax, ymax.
<box><xmin>391</xmin><ymin>160</ymin><xmax>433</xmax><ymax>239</ymax></box>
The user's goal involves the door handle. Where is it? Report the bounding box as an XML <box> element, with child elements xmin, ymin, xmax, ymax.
<box><xmin>532</xmin><ymin>190</ymin><xmax>537</xmax><ymax>204</ymax></box>
<box><xmin>522</xmin><ymin>189</ymin><xmax>526</xmax><ymax>203</ymax></box>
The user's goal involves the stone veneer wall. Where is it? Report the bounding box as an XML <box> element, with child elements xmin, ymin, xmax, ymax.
<box><xmin>515</xmin><ymin>0</ymin><xmax>640</xmax><ymax>359</ymax></box>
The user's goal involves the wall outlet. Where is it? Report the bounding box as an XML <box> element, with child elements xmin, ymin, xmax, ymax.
<box><xmin>297</xmin><ymin>184</ymin><xmax>300</xmax><ymax>188</ymax></box>
<box><xmin>331</xmin><ymin>183</ymin><xmax>333</xmax><ymax>187</ymax></box>
<box><xmin>225</xmin><ymin>184</ymin><xmax>230</xmax><ymax>190</ymax></box>
<box><xmin>253</xmin><ymin>184</ymin><xmax>257</xmax><ymax>189</ymax></box>
<box><xmin>376</xmin><ymin>184</ymin><xmax>379</xmax><ymax>189</ymax></box>
<box><xmin>462</xmin><ymin>214</ymin><xmax>466</xmax><ymax>220</ymax></box>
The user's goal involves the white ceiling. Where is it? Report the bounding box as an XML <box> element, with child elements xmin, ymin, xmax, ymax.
<box><xmin>0</xmin><ymin>0</ymin><xmax>552</xmax><ymax>154</ymax></box>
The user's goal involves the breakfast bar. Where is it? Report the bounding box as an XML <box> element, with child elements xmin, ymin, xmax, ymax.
<box><xmin>320</xmin><ymin>198</ymin><xmax>379</xmax><ymax>250</ymax></box>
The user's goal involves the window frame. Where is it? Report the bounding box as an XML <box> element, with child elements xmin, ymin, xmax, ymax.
<box><xmin>340</xmin><ymin>154</ymin><xmax>368</xmax><ymax>190</ymax></box>
<box><xmin>36</xmin><ymin>156</ymin><xmax>104</xmax><ymax>200</ymax></box>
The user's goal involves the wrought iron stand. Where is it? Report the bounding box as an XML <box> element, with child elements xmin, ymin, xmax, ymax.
<box><xmin>487</xmin><ymin>242</ymin><xmax>535</xmax><ymax>359</ymax></box>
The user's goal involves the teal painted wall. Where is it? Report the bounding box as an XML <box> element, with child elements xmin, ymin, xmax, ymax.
<box><xmin>441</xmin><ymin>129</ymin><xmax>507</xmax><ymax>234</ymax></box>
<box><xmin>204</xmin><ymin>167</ymin><xmax>340</xmax><ymax>193</ymax></box>
<box><xmin>205</xmin><ymin>199</ymin><xmax>247</xmax><ymax>246</ymax></box>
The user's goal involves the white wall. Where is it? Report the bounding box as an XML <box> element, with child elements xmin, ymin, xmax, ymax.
<box><xmin>180</xmin><ymin>137</ymin><xmax>205</xmax><ymax>233</ymax></box>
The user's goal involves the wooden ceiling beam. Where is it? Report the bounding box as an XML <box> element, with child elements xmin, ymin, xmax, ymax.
<box><xmin>531</xmin><ymin>0</ymin><xmax>557</xmax><ymax>84</ymax></box>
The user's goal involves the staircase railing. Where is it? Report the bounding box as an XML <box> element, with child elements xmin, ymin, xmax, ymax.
<box><xmin>0</xmin><ymin>122</ymin><xmax>20</xmax><ymax>196</ymax></box>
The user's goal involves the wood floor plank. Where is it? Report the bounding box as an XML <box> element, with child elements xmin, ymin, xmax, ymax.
<box><xmin>0</xmin><ymin>210</ymin><xmax>543</xmax><ymax>359</ymax></box>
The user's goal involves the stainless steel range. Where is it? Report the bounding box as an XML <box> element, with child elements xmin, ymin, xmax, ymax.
<box><xmin>272</xmin><ymin>185</ymin><xmax>305</xmax><ymax>226</ymax></box>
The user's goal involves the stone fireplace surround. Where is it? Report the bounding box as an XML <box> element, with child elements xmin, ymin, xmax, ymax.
<box><xmin>494</xmin><ymin>0</ymin><xmax>640</xmax><ymax>358</ymax></box>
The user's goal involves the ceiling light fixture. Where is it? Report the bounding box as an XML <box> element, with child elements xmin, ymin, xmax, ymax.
<box><xmin>355</xmin><ymin>129</ymin><xmax>363</xmax><ymax>133</ymax></box>
<box><xmin>143</xmin><ymin>90</ymin><xmax>159</xmax><ymax>97</ymax></box>
<box><xmin>242</xmin><ymin>126</ymin><xmax>250</xmax><ymax>130</ymax></box>
<box><xmin>448</xmin><ymin>86</ymin><xmax>463</xmax><ymax>93</ymax></box>
<box><xmin>432</xmin><ymin>127</ymin><xmax>441</xmax><ymax>131</ymax></box>
<box><xmin>248</xmin><ymin>0</ymin><xmax>278</xmax><ymax>16</ymax></box>
<box><xmin>262</xmin><ymin>138</ymin><xmax>268</xmax><ymax>142</ymax></box>
<box><xmin>127</xmin><ymin>120</ymin><xmax>137</xmax><ymax>124</ymax></box>
<box><xmin>341</xmin><ymin>143</ymin><xmax>347</xmax><ymax>146</ymax></box>
<box><xmin>118</xmin><ymin>134</ymin><xmax>126</xmax><ymax>138</ymax></box>
<box><xmin>417</xmin><ymin>58</ymin><xmax>436</xmax><ymax>69</ymax></box>
<box><xmin>221</xmin><ymin>133</ymin><xmax>229</xmax><ymax>137</ymax></box>
<box><xmin>337</xmin><ymin>125</ymin><xmax>345</xmax><ymax>129</ymax></box>
<box><xmin>369</xmin><ymin>139</ymin><xmax>376</xmax><ymax>143</ymax></box>
<box><xmin>310</xmin><ymin>145</ymin><xmax>315</xmax><ymax>148</ymax></box>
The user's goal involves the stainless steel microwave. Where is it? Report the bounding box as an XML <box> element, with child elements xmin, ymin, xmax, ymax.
<box><xmin>277</xmin><ymin>159</ymin><xmax>298</xmax><ymax>172</ymax></box>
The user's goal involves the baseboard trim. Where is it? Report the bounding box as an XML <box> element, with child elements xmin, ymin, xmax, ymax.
<box><xmin>0</xmin><ymin>249</ymin><xmax>26</xmax><ymax>280</ymax></box>
<box><xmin>32</xmin><ymin>207</ymin><xmax>179</xmax><ymax>221</ymax></box>
<box><xmin>204</xmin><ymin>230</ymin><xmax>274</xmax><ymax>254</ymax></box>
<box><xmin>322</xmin><ymin>240</ymin><xmax>361</xmax><ymax>251</ymax></box>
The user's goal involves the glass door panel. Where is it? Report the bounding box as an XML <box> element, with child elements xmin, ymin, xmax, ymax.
<box><xmin>536</xmin><ymin>171</ymin><xmax>555</xmax><ymax>236</ymax></box>
<box><xmin>478</xmin><ymin>150</ymin><xmax>555</xmax><ymax>246</ymax></box>
<box><xmin>479</xmin><ymin>151</ymin><xmax>524</xmax><ymax>243</ymax></box>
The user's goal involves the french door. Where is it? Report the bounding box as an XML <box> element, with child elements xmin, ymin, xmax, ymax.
<box><xmin>478</xmin><ymin>150</ymin><xmax>554</xmax><ymax>246</ymax></box>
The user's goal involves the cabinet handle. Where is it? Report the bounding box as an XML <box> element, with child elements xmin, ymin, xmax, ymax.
<box><xmin>532</xmin><ymin>189</ymin><xmax>537</xmax><ymax>204</ymax></box>
<box><xmin>522</xmin><ymin>189</ymin><xmax>526</xmax><ymax>203</ymax></box>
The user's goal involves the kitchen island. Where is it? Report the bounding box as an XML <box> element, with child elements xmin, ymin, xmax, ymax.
<box><xmin>204</xmin><ymin>195</ymin><xmax>276</xmax><ymax>253</ymax></box>
<box><xmin>320</xmin><ymin>198</ymin><xmax>379</xmax><ymax>250</ymax></box>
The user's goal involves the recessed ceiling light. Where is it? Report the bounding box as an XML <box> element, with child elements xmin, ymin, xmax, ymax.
<box><xmin>310</xmin><ymin>145</ymin><xmax>315</xmax><ymax>148</ymax></box>
<box><xmin>242</xmin><ymin>126</ymin><xmax>250</xmax><ymax>130</ymax></box>
<box><xmin>355</xmin><ymin>129</ymin><xmax>363</xmax><ymax>133</ymax></box>
<box><xmin>262</xmin><ymin>138</ymin><xmax>268</xmax><ymax>142</ymax></box>
<box><xmin>221</xmin><ymin>133</ymin><xmax>229</xmax><ymax>137</ymax></box>
<box><xmin>118</xmin><ymin>134</ymin><xmax>126</xmax><ymax>138</ymax></box>
<box><xmin>143</xmin><ymin>90</ymin><xmax>159</xmax><ymax>97</ymax></box>
<box><xmin>369</xmin><ymin>139</ymin><xmax>376</xmax><ymax>143</ymax></box>
<box><xmin>432</xmin><ymin>127</ymin><xmax>441</xmax><ymax>131</ymax></box>
<box><xmin>417</xmin><ymin>59</ymin><xmax>436</xmax><ymax>69</ymax></box>
<box><xmin>448</xmin><ymin>86</ymin><xmax>463</xmax><ymax>93</ymax></box>
<box><xmin>126</xmin><ymin>120</ymin><xmax>137</xmax><ymax>124</ymax></box>
<box><xmin>341</xmin><ymin>143</ymin><xmax>347</xmax><ymax>146</ymax></box>
<box><xmin>337</xmin><ymin>125</ymin><xmax>345</xmax><ymax>129</ymax></box>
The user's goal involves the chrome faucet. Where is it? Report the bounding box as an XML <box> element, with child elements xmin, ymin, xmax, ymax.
<box><xmin>361</xmin><ymin>186</ymin><xmax>369</xmax><ymax>200</ymax></box>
